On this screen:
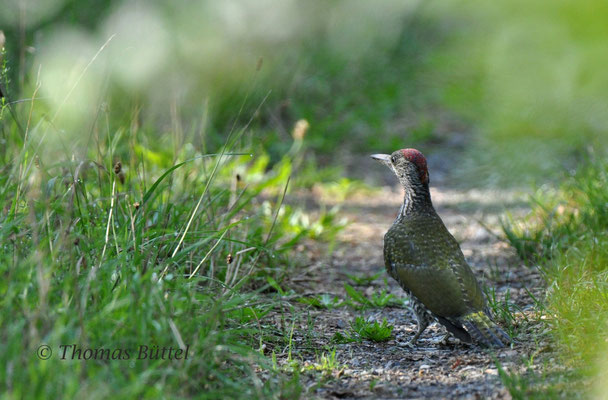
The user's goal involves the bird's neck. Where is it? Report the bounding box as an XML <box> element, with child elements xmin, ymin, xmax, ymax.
<box><xmin>398</xmin><ymin>183</ymin><xmax>434</xmax><ymax>218</ymax></box>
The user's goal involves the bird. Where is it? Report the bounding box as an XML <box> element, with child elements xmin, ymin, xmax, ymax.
<box><xmin>371</xmin><ymin>148</ymin><xmax>510</xmax><ymax>348</ymax></box>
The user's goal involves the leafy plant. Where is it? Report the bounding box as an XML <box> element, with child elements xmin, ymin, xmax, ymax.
<box><xmin>351</xmin><ymin>317</ymin><xmax>394</xmax><ymax>342</ymax></box>
<box><xmin>297</xmin><ymin>294</ymin><xmax>343</xmax><ymax>309</ymax></box>
<box><xmin>344</xmin><ymin>284</ymin><xmax>372</xmax><ymax>308</ymax></box>
<box><xmin>343</xmin><ymin>284</ymin><xmax>398</xmax><ymax>309</ymax></box>
<box><xmin>333</xmin><ymin>316</ymin><xmax>394</xmax><ymax>343</ymax></box>
<box><xmin>331</xmin><ymin>331</ymin><xmax>361</xmax><ymax>344</ymax></box>
<box><xmin>303</xmin><ymin>349</ymin><xmax>344</xmax><ymax>375</ymax></box>
<box><xmin>346</xmin><ymin>271</ymin><xmax>382</xmax><ymax>286</ymax></box>
<box><xmin>370</xmin><ymin>289</ymin><xmax>398</xmax><ymax>308</ymax></box>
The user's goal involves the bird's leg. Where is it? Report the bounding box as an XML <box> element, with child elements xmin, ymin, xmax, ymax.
<box><xmin>437</xmin><ymin>332</ymin><xmax>451</xmax><ymax>345</ymax></box>
<box><xmin>406</xmin><ymin>318</ymin><xmax>429</xmax><ymax>347</ymax></box>
<box><xmin>405</xmin><ymin>300</ymin><xmax>430</xmax><ymax>347</ymax></box>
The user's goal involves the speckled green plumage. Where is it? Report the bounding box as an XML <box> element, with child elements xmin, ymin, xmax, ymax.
<box><xmin>384</xmin><ymin>212</ymin><xmax>486</xmax><ymax>318</ymax></box>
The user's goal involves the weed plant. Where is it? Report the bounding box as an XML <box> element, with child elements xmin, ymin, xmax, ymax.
<box><xmin>502</xmin><ymin>157</ymin><xmax>608</xmax><ymax>397</ymax></box>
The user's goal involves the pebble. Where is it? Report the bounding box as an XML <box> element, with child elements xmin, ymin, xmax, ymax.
<box><xmin>500</xmin><ymin>350</ymin><xmax>518</xmax><ymax>358</ymax></box>
<box><xmin>472</xmin><ymin>227</ymin><xmax>491</xmax><ymax>242</ymax></box>
<box><xmin>385</xmin><ymin>360</ymin><xmax>401</xmax><ymax>369</ymax></box>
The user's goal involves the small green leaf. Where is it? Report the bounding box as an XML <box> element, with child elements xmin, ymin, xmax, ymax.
<box><xmin>344</xmin><ymin>283</ymin><xmax>370</xmax><ymax>306</ymax></box>
<box><xmin>267</xmin><ymin>276</ymin><xmax>285</xmax><ymax>296</ymax></box>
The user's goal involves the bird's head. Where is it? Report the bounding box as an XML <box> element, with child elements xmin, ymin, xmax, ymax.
<box><xmin>371</xmin><ymin>148</ymin><xmax>429</xmax><ymax>189</ymax></box>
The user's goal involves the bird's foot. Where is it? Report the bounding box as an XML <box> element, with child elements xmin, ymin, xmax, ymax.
<box><xmin>435</xmin><ymin>333</ymin><xmax>451</xmax><ymax>346</ymax></box>
<box><xmin>403</xmin><ymin>333</ymin><xmax>422</xmax><ymax>348</ymax></box>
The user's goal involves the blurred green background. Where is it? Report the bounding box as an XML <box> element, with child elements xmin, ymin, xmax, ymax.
<box><xmin>2</xmin><ymin>0</ymin><xmax>605</xmax><ymax>185</ymax></box>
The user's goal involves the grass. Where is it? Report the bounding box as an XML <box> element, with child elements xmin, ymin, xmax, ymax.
<box><xmin>502</xmin><ymin>156</ymin><xmax>608</xmax><ymax>397</ymax></box>
<box><xmin>0</xmin><ymin>79</ymin><xmax>348</xmax><ymax>397</ymax></box>
<box><xmin>484</xmin><ymin>286</ymin><xmax>525</xmax><ymax>340</ymax></box>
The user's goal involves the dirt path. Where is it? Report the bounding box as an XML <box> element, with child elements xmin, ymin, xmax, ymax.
<box><xmin>274</xmin><ymin>155</ymin><xmax>544</xmax><ymax>399</ymax></box>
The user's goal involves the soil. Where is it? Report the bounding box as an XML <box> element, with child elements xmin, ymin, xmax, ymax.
<box><xmin>272</xmin><ymin>148</ymin><xmax>547</xmax><ymax>399</ymax></box>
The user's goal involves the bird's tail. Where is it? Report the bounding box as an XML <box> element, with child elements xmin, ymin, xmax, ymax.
<box><xmin>461</xmin><ymin>311</ymin><xmax>511</xmax><ymax>348</ymax></box>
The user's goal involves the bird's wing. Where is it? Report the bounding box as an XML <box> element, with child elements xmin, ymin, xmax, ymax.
<box><xmin>384</xmin><ymin>214</ymin><xmax>486</xmax><ymax>317</ymax></box>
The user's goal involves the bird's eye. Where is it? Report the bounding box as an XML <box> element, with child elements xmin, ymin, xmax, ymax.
<box><xmin>391</xmin><ymin>156</ymin><xmax>396</xmax><ymax>163</ymax></box>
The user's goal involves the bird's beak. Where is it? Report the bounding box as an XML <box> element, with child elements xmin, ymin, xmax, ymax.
<box><xmin>370</xmin><ymin>154</ymin><xmax>391</xmax><ymax>167</ymax></box>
